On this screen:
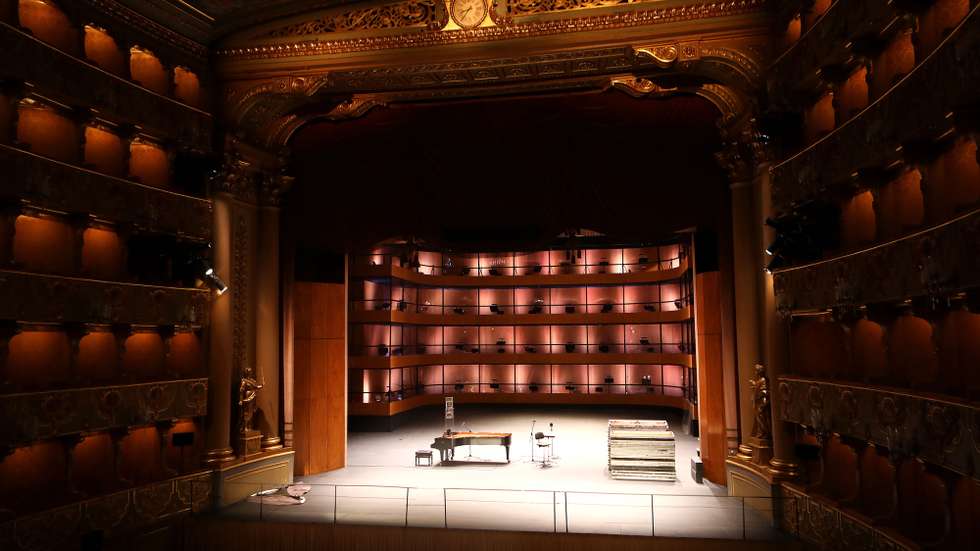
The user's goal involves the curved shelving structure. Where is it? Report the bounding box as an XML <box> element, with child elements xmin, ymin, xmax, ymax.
<box><xmin>348</xmin><ymin>238</ymin><xmax>698</xmax><ymax>416</ymax></box>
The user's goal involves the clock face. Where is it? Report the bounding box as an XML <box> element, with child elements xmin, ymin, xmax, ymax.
<box><xmin>450</xmin><ymin>0</ymin><xmax>487</xmax><ymax>29</ymax></box>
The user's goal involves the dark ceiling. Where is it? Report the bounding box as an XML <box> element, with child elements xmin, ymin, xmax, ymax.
<box><xmin>285</xmin><ymin>90</ymin><xmax>730</xmax><ymax>254</ymax></box>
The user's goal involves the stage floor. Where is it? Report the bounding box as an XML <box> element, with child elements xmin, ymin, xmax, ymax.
<box><xmin>220</xmin><ymin>406</ymin><xmax>787</xmax><ymax>541</ymax></box>
<box><xmin>312</xmin><ymin>404</ymin><xmax>724</xmax><ymax>496</ymax></box>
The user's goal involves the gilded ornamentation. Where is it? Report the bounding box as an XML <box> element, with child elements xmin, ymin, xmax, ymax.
<box><xmin>2</xmin><ymin>145</ymin><xmax>212</xmax><ymax>241</ymax></box>
<box><xmin>83</xmin><ymin>492</ymin><xmax>130</xmax><ymax>531</ymax></box>
<box><xmin>779</xmin><ymin>376</ymin><xmax>980</xmax><ymax>484</ymax></box>
<box><xmin>0</xmin><ymin>379</ymin><xmax>208</xmax><ymax>447</ymax></box>
<box><xmin>507</xmin><ymin>0</ymin><xmax>648</xmax><ymax>17</ymax></box>
<box><xmin>0</xmin><ymin>270</ymin><xmax>209</xmax><ymax>327</ymax></box>
<box><xmin>783</xmin><ymin>482</ymin><xmax>919</xmax><ymax>551</ymax></box>
<box><xmin>258</xmin><ymin>0</ymin><xmax>447</xmax><ymax>37</ymax></box>
<box><xmin>750</xmin><ymin>364</ymin><xmax>772</xmax><ymax>441</ymax></box>
<box><xmin>133</xmin><ymin>482</ymin><xmax>174</xmax><ymax>521</ymax></box>
<box><xmin>326</xmin><ymin>95</ymin><xmax>390</xmax><ymax>120</ymax></box>
<box><xmin>238</xmin><ymin>376</ymin><xmax>263</xmax><ymax>434</ymax></box>
<box><xmin>632</xmin><ymin>44</ymin><xmax>679</xmax><ymax>68</ymax></box>
<box><xmin>0</xmin><ymin>473</ymin><xmax>212</xmax><ymax>550</ymax></box>
<box><xmin>216</xmin><ymin>2</ymin><xmax>768</xmax><ymax>60</ymax></box>
<box><xmin>773</xmin><ymin>210</ymin><xmax>980</xmax><ymax>313</ymax></box>
<box><xmin>607</xmin><ymin>76</ymin><xmax>676</xmax><ymax>98</ymax></box>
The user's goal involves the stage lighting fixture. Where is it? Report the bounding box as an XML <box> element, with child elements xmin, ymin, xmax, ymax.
<box><xmin>202</xmin><ymin>266</ymin><xmax>228</xmax><ymax>295</ymax></box>
<box><xmin>765</xmin><ymin>235</ymin><xmax>785</xmax><ymax>256</ymax></box>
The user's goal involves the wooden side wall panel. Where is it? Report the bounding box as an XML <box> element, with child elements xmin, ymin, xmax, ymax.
<box><xmin>293</xmin><ymin>281</ymin><xmax>346</xmax><ymax>476</ymax></box>
<box><xmin>695</xmin><ymin>271</ymin><xmax>727</xmax><ymax>485</ymax></box>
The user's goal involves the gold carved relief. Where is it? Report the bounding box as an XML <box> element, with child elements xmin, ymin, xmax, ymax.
<box><xmin>507</xmin><ymin>0</ymin><xmax>645</xmax><ymax>17</ymax></box>
<box><xmin>256</xmin><ymin>0</ymin><xmax>448</xmax><ymax>38</ymax></box>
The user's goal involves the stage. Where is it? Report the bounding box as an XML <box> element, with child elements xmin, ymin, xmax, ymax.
<box><xmin>319</xmin><ymin>405</ymin><xmax>719</xmax><ymax>495</ymax></box>
<box><xmin>218</xmin><ymin>405</ymin><xmax>788</xmax><ymax>541</ymax></box>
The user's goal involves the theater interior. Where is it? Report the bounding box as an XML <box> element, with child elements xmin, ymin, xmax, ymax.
<box><xmin>0</xmin><ymin>0</ymin><xmax>979</xmax><ymax>550</ymax></box>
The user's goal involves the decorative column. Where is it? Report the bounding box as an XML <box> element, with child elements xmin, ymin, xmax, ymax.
<box><xmin>256</xmin><ymin>175</ymin><xmax>289</xmax><ymax>451</ymax></box>
<box><xmin>203</xmin><ymin>179</ymin><xmax>236</xmax><ymax>465</ymax></box>
<box><xmin>757</xmin><ymin>164</ymin><xmax>799</xmax><ymax>478</ymax></box>
<box><xmin>730</xmin><ymin>177</ymin><xmax>764</xmax><ymax>462</ymax></box>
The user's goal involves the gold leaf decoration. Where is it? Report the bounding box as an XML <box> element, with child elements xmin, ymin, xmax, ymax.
<box><xmin>261</xmin><ymin>1</ymin><xmax>443</xmax><ymax>37</ymax></box>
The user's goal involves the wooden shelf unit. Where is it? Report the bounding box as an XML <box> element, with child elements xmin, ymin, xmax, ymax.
<box><xmin>348</xmin><ymin>239</ymin><xmax>697</xmax><ymax>414</ymax></box>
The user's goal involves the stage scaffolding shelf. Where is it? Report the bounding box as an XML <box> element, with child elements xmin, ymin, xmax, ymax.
<box><xmin>607</xmin><ymin>419</ymin><xmax>677</xmax><ymax>481</ymax></box>
<box><xmin>349</xmin><ymin>237</ymin><xmax>697</xmax><ymax>414</ymax></box>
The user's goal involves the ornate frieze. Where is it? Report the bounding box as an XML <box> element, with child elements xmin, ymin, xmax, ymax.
<box><xmin>0</xmin><ymin>144</ymin><xmax>212</xmax><ymax>241</ymax></box>
<box><xmin>772</xmin><ymin>209</ymin><xmax>980</xmax><ymax>312</ymax></box>
<box><xmin>770</xmin><ymin>8</ymin><xmax>980</xmax><ymax>213</ymax></box>
<box><xmin>224</xmin><ymin>38</ymin><xmax>763</xmax><ymax>147</ymax></box>
<box><xmin>0</xmin><ymin>24</ymin><xmax>213</xmax><ymax>152</ymax></box>
<box><xmin>778</xmin><ymin>376</ymin><xmax>980</xmax><ymax>483</ymax></box>
<box><xmin>215</xmin><ymin>1</ymin><xmax>767</xmax><ymax>60</ymax></box>
<box><xmin>506</xmin><ymin>0</ymin><xmax>649</xmax><ymax>18</ymax></box>
<box><xmin>257</xmin><ymin>0</ymin><xmax>448</xmax><ymax>37</ymax></box>
<box><xmin>0</xmin><ymin>378</ymin><xmax>208</xmax><ymax>447</ymax></box>
<box><xmin>0</xmin><ymin>270</ymin><xmax>210</xmax><ymax>326</ymax></box>
<box><xmin>0</xmin><ymin>472</ymin><xmax>212</xmax><ymax>550</ymax></box>
<box><xmin>780</xmin><ymin>483</ymin><xmax>917</xmax><ymax>551</ymax></box>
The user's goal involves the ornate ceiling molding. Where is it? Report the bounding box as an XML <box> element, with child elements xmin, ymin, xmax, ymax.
<box><xmin>256</xmin><ymin>0</ymin><xmax>449</xmax><ymax>37</ymax></box>
<box><xmin>215</xmin><ymin>0</ymin><xmax>767</xmax><ymax>60</ymax></box>
<box><xmin>223</xmin><ymin>35</ymin><xmax>762</xmax><ymax>148</ymax></box>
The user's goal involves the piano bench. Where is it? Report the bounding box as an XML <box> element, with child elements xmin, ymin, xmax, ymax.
<box><xmin>415</xmin><ymin>449</ymin><xmax>434</xmax><ymax>466</ymax></box>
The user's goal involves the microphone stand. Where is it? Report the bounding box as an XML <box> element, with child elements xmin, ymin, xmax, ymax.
<box><xmin>530</xmin><ymin>420</ymin><xmax>536</xmax><ymax>462</ymax></box>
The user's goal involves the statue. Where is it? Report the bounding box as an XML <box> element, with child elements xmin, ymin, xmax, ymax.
<box><xmin>238</xmin><ymin>375</ymin><xmax>263</xmax><ymax>434</ymax></box>
<box><xmin>750</xmin><ymin>364</ymin><xmax>772</xmax><ymax>440</ymax></box>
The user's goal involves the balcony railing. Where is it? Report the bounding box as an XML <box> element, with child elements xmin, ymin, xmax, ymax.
<box><xmin>0</xmin><ymin>144</ymin><xmax>212</xmax><ymax>241</ymax></box>
<box><xmin>220</xmin><ymin>482</ymin><xmax>798</xmax><ymax>542</ymax></box>
<box><xmin>0</xmin><ymin>269</ymin><xmax>210</xmax><ymax>326</ymax></box>
<box><xmin>0</xmin><ymin>471</ymin><xmax>212</xmax><ymax>550</ymax></box>
<box><xmin>778</xmin><ymin>376</ymin><xmax>980</xmax><ymax>483</ymax></box>
<box><xmin>0</xmin><ymin>377</ymin><xmax>208</xmax><ymax>446</ymax></box>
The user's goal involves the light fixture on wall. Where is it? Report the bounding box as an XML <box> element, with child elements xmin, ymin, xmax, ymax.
<box><xmin>202</xmin><ymin>264</ymin><xmax>228</xmax><ymax>295</ymax></box>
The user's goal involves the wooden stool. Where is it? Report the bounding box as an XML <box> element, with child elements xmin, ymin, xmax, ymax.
<box><xmin>415</xmin><ymin>449</ymin><xmax>433</xmax><ymax>466</ymax></box>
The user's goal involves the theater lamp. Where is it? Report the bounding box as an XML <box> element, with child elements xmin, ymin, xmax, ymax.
<box><xmin>203</xmin><ymin>265</ymin><xmax>228</xmax><ymax>295</ymax></box>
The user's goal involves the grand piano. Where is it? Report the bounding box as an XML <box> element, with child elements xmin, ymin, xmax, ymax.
<box><xmin>431</xmin><ymin>431</ymin><xmax>512</xmax><ymax>462</ymax></box>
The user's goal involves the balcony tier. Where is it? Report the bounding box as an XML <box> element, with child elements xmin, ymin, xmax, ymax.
<box><xmin>351</xmin><ymin>258</ymin><xmax>689</xmax><ymax>287</ymax></box>
<box><xmin>778</xmin><ymin>376</ymin><xmax>980</xmax><ymax>483</ymax></box>
<box><xmin>349</xmin><ymin>307</ymin><xmax>691</xmax><ymax>326</ymax></box>
<box><xmin>1</xmin><ymin>144</ymin><xmax>212</xmax><ymax>241</ymax></box>
<box><xmin>0</xmin><ymin>377</ymin><xmax>208</xmax><ymax>447</ymax></box>
<box><xmin>0</xmin><ymin>270</ymin><xmax>210</xmax><ymax>326</ymax></box>
<box><xmin>0</xmin><ymin>23</ymin><xmax>212</xmax><ymax>151</ymax></box>
<box><xmin>773</xmin><ymin>208</ymin><xmax>980</xmax><ymax>312</ymax></box>
<box><xmin>350</xmin><ymin>352</ymin><xmax>693</xmax><ymax>369</ymax></box>
<box><xmin>349</xmin><ymin>391</ymin><xmax>691</xmax><ymax>417</ymax></box>
<box><xmin>770</xmin><ymin>7</ymin><xmax>980</xmax><ymax>213</ymax></box>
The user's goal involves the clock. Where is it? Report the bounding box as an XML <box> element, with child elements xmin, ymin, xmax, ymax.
<box><xmin>450</xmin><ymin>0</ymin><xmax>487</xmax><ymax>30</ymax></box>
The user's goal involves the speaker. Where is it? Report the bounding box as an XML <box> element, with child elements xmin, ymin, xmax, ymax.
<box><xmin>172</xmin><ymin>432</ymin><xmax>195</xmax><ymax>447</ymax></box>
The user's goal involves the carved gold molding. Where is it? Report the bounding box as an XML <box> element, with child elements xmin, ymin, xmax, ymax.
<box><xmin>222</xmin><ymin>36</ymin><xmax>763</xmax><ymax>148</ymax></box>
<box><xmin>255</xmin><ymin>0</ymin><xmax>449</xmax><ymax>37</ymax></box>
<box><xmin>216</xmin><ymin>0</ymin><xmax>767</xmax><ymax>59</ymax></box>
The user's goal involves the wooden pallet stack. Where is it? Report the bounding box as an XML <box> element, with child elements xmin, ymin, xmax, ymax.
<box><xmin>607</xmin><ymin>419</ymin><xmax>676</xmax><ymax>481</ymax></box>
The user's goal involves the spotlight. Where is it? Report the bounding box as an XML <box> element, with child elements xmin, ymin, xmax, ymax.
<box><xmin>764</xmin><ymin>256</ymin><xmax>787</xmax><ymax>274</ymax></box>
<box><xmin>765</xmin><ymin>235</ymin><xmax>786</xmax><ymax>257</ymax></box>
<box><xmin>202</xmin><ymin>266</ymin><xmax>228</xmax><ymax>295</ymax></box>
